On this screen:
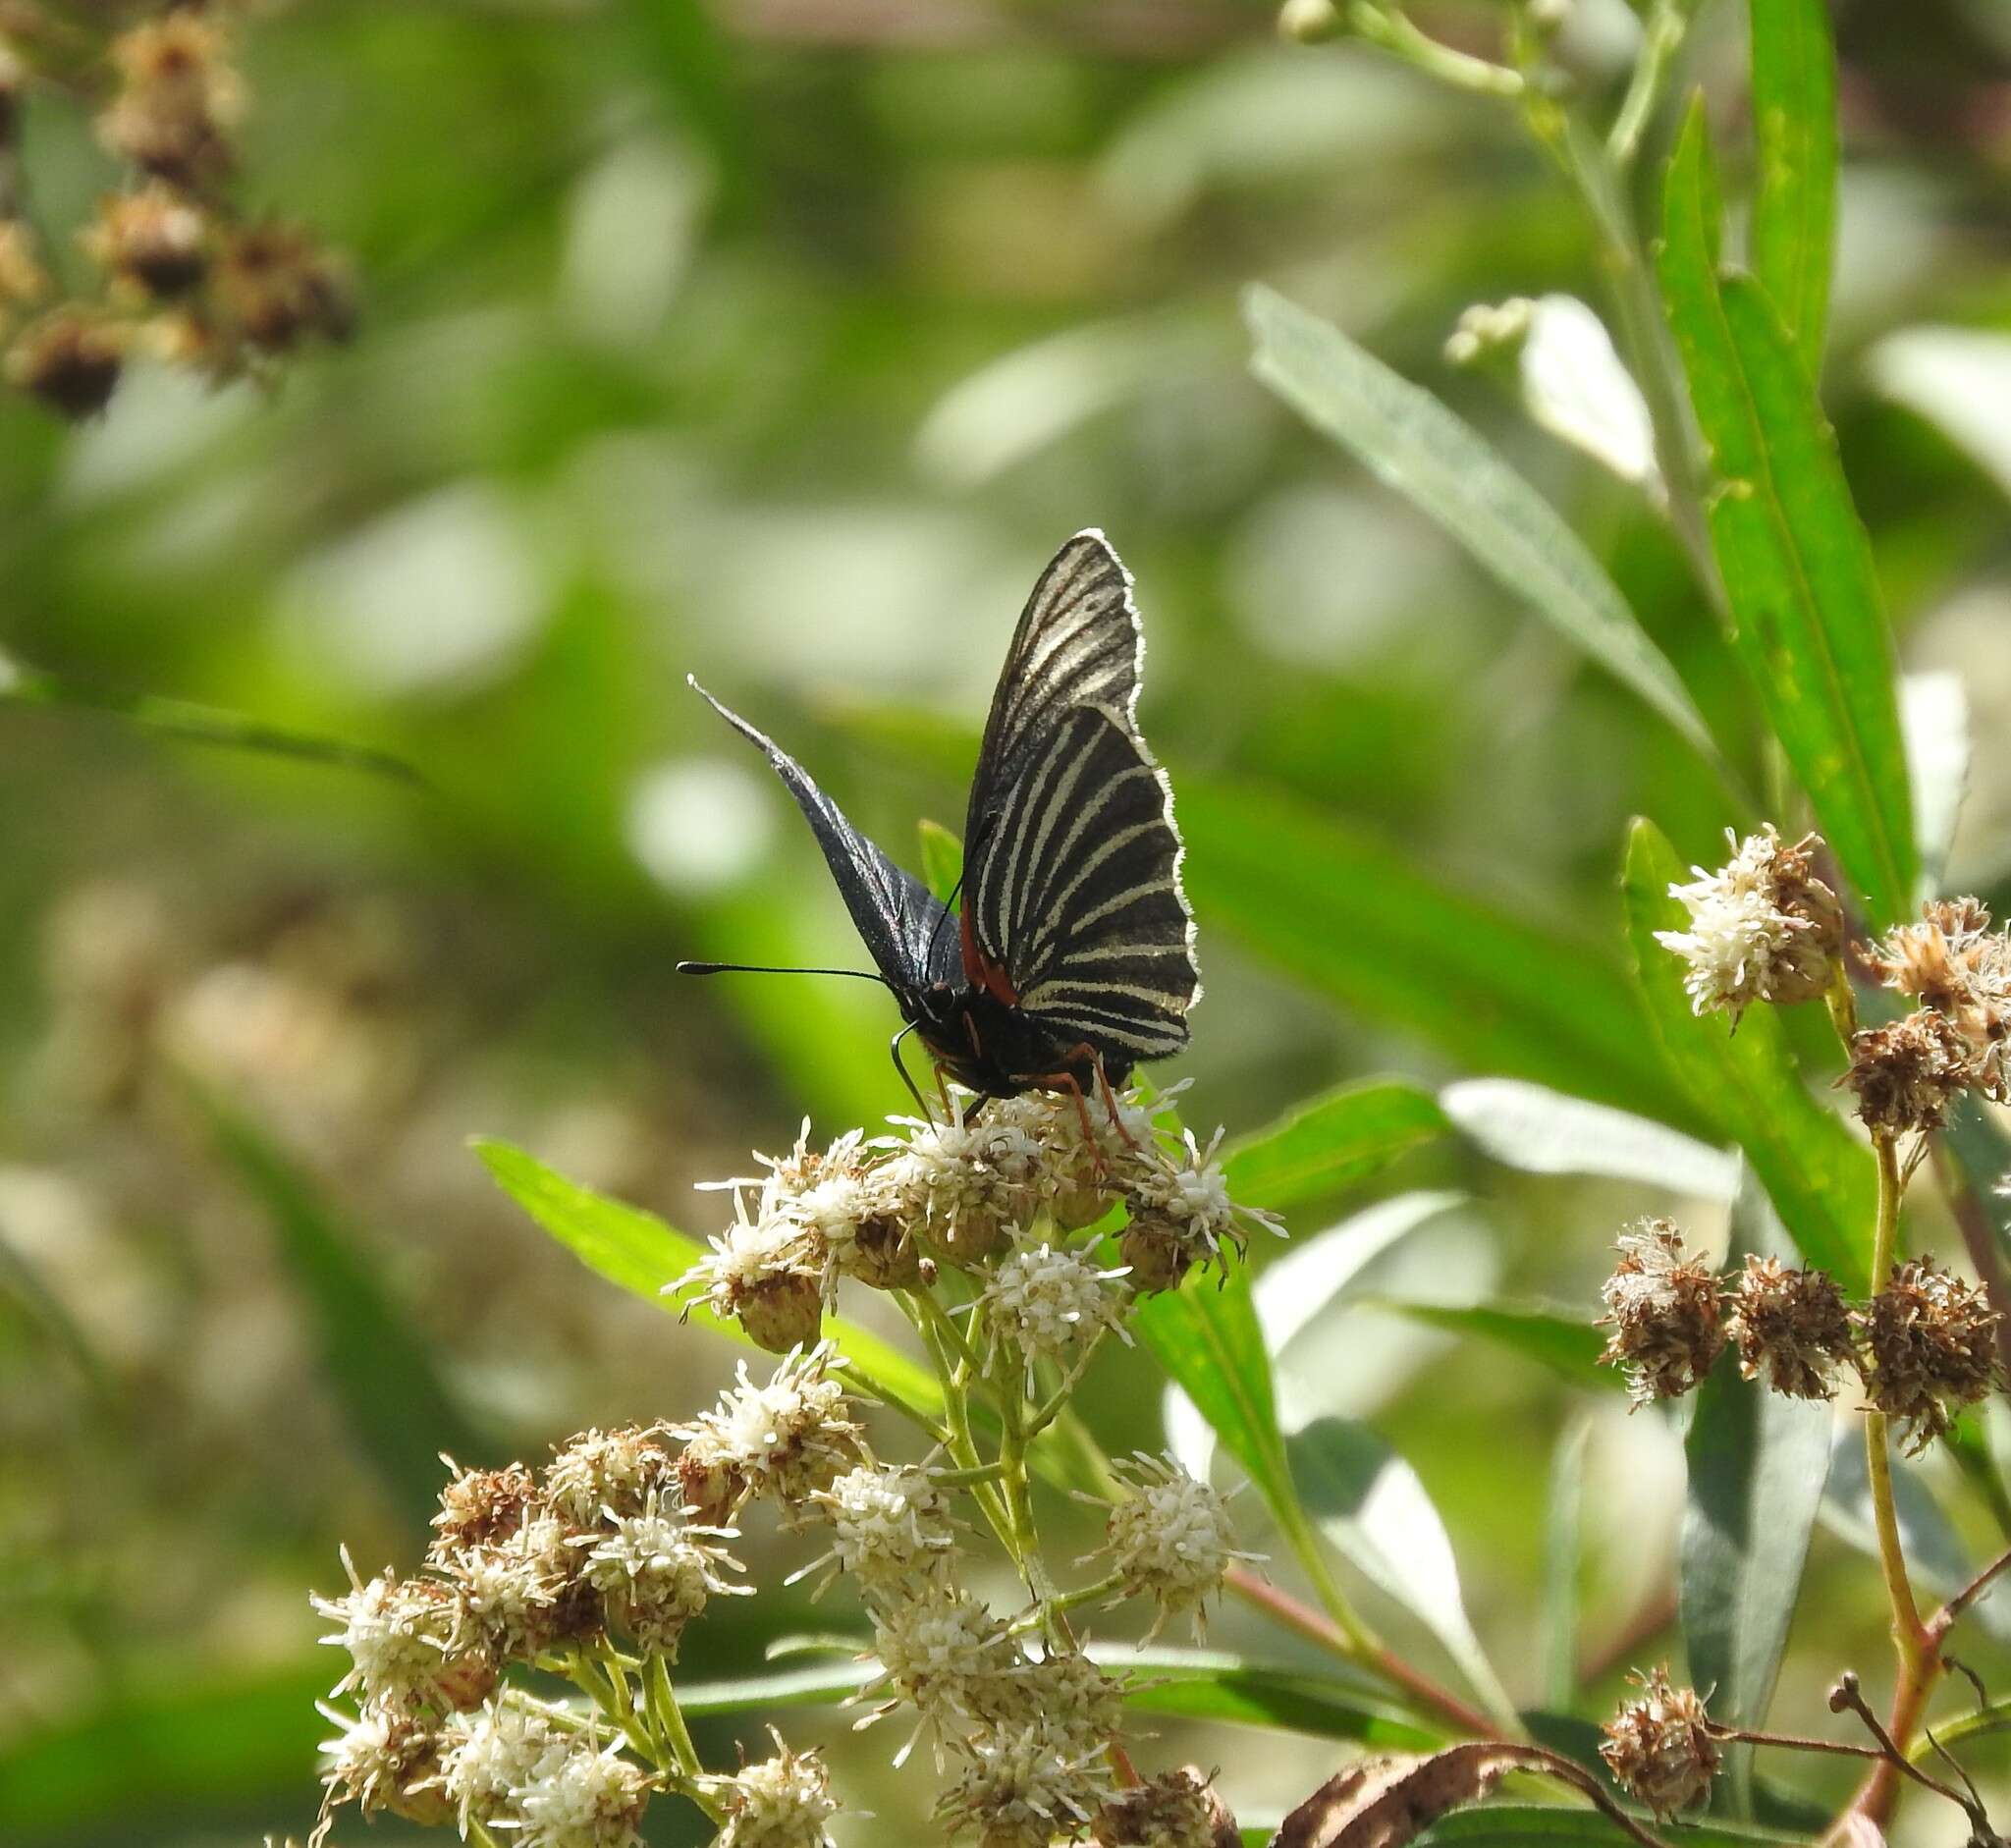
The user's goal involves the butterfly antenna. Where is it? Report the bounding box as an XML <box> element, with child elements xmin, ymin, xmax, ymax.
<box><xmin>677</xmin><ymin>961</ymin><xmax>894</xmax><ymax>986</ymax></box>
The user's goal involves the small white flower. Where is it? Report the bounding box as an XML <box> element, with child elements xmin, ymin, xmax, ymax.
<box><xmin>543</xmin><ymin>1425</ymin><xmax>678</xmax><ymax>1528</ymax></box>
<box><xmin>311</xmin><ymin>1547</ymin><xmax>465</xmax><ymax>1707</ymax></box>
<box><xmin>791</xmin><ymin>1460</ymin><xmax>957</xmax><ymax>1600</ymax></box>
<box><xmin>880</xmin><ymin>1094</ymin><xmax>1037</xmax><ymax>1260</ymax></box>
<box><xmin>1089</xmin><ymin>1453</ymin><xmax>1257</xmax><ymax>1640</ymax></box>
<box><xmin>1654</xmin><ymin>826</ymin><xmax>1842</xmax><ymax>1023</ymax></box>
<box><xmin>932</xmin><ymin>1720</ymin><xmax>1114</xmax><ymax>1848</ymax></box>
<box><xmin>442</xmin><ymin>1513</ymin><xmax>575</xmax><ymax>1664</ymax></box>
<box><xmin>1124</xmin><ymin>1125</ymin><xmax>1282</xmax><ymax>1273</ymax></box>
<box><xmin>976</xmin><ymin>1242</ymin><xmax>1132</xmax><ymax>1386</ymax></box>
<box><xmin>982</xmin><ymin>1647</ymin><xmax>1124</xmax><ymax>1755</ymax></box>
<box><xmin>860</xmin><ymin>1587</ymin><xmax>1025</xmax><ymax>1758</ymax></box>
<box><xmin>315</xmin><ymin>1700</ymin><xmax>448</xmax><ymax>1827</ymax></box>
<box><xmin>707</xmin><ymin>1729</ymin><xmax>845</xmax><ymax>1848</ymax></box>
<box><xmin>579</xmin><ymin>1489</ymin><xmax>745</xmax><ymax>1656</ymax></box>
<box><xmin>676</xmin><ymin>1343</ymin><xmax>859</xmax><ymax>1525</ymax></box>
<box><xmin>671</xmin><ymin>1189</ymin><xmax>825</xmax><ymax>1352</ymax></box>
<box><xmin>437</xmin><ymin>1701</ymin><xmax>568</xmax><ymax>1833</ymax></box>
<box><xmin>511</xmin><ymin>1731</ymin><xmax>651</xmax><ymax>1848</ymax></box>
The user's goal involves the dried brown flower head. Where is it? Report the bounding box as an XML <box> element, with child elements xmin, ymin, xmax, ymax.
<box><xmin>430</xmin><ymin>1461</ymin><xmax>541</xmax><ymax>1559</ymax></box>
<box><xmin>1599</xmin><ymin>1667</ymin><xmax>1719</xmax><ymax>1819</ymax></box>
<box><xmin>213</xmin><ymin>220</ymin><xmax>353</xmax><ymax>353</ymax></box>
<box><xmin>1863</xmin><ymin>898</ymin><xmax>2011</xmax><ymax>1101</ymax></box>
<box><xmin>1843</xmin><ymin>1010</ymin><xmax>1975</xmax><ymax>1137</ymax></box>
<box><xmin>1598</xmin><ymin>1219</ymin><xmax>1725</xmax><ymax>1407</ymax></box>
<box><xmin>1092</xmin><ymin>1766</ymin><xmax>1238</xmax><ymax>1847</ymax></box>
<box><xmin>316</xmin><ymin>1704</ymin><xmax>453</xmax><ymax>1831</ymax></box>
<box><xmin>5</xmin><ymin>310</ymin><xmax>124</xmax><ymax>418</ymax></box>
<box><xmin>543</xmin><ymin>1424</ymin><xmax>679</xmax><ymax>1527</ymax></box>
<box><xmin>1855</xmin><ymin>1259</ymin><xmax>2001</xmax><ymax>1452</ymax></box>
<box><xmin>98</xmin><ymin>9</ymin><xmax>244</xmax><ymax>187</ymax></box>
<box><xmin>0</xmin><ymin>220</ymin><xmax>48</xmax><ymax>310</ymax></box>
<box><xmin>85</xmin><ymin>185</ymin><xmax>209</xmax><ymax>299</ymax></box>
<box><xmin>1655</xmin><ymin>827</ymin><xmax>1843</xmax><ymax>1024</ymax></box>
<box><xmin>1725</xmin><ymin>1256</ymin><xmax>1855</xmax><ymax>1400</ymax></box>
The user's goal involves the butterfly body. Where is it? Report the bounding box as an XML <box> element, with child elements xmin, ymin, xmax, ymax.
<box><xmin>686</xmin><ymin>530</ymin><xmax>1199</xmax><ymax>1107</ymax></box>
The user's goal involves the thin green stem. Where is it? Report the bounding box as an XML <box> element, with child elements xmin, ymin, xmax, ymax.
<box><xmin>1347</xmin><ymin>2</ymin><xmax>1525</xmax><ymax>97</ymax></box>
<box><xmin>830</xmin><ymin>1362</ymin><xmax>950</xmax><ymax>1447</ymax></box>
<box><xmin>1606</xmin><ymin>0</ymin><xmax>1687</xmax><ymax>166</ymax></box>
<box><xmin>1865</xmin><ymin>1134</ymin><xmax>1929</xmax><ymax>1662</ymax></box>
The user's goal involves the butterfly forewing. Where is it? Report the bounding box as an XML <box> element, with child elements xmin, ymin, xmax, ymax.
<box><xmin>970</xmin><ymin>702</ymin><xmax>1199</xmax><ymax>1061</ymax></box>
<box><xmin>689</xmin><ymin>679</ymin><xmax>955</xmax><ymax>998</ymax></box>
<box><xmin>965</xmin><ymin>530</ymin><xmax>1143</xmax><ymax>853</ymax></box>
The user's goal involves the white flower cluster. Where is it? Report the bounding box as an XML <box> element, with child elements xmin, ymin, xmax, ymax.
<box><xmin>1090</xmin><ymin>1452</ymin><xmax>1257</xmax><ymax>1641</ymax></box>
<box><xmin>706</xmin><ymin>1730</ymin><xmax>845</xmax><ymax>1848</ymax></box>
<box><xmin>1654</xmin><ymin>826</ymin><xmax>1842</xmax><ymax>1024</ymax></box>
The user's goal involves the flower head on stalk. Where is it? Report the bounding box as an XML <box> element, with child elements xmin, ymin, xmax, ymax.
<box><xmin>1855</xmin><ymin>1259</ymin><xmax>2001</xmax><ymax>1453</ymax></box>
<box><xmin>974</xmin><ymin>1241</ymin><xmax>1133</xmax><ymax>1390</ymax></box>
<box><xmin>705</xmin><ymin>1729</ymin><xmax>848</xmax><ymax>1848</ymax></box>
<box><xmin>1599</xmin><ymin>1667</ymin><xmax>1719</xmax><ymax>1820</ymax></box>
<box><xmin>578</xmin><ymin>1487</ymin><xmax>747</xmax><ymax>1658</ymax></box>
<box><xmin>1086</xmin><ymin>1452</ymin><xmax>1257</xmax><ymax>1641</ymax></box>
<box><xmin>933</xmin><ymin>1719</ymin><xmax>1116</xmax><ymax>1848</ymax></box>
<box><xmin>1597</xmin><ymin>1219</ymin><xmax>1725</xmax><ymax>1407</ymax></box>
<box><xmin>1655</xmin><ymin>827</ymin><xmax>1842</xmax><ymax>1025</ymax></box>
<box><xmin>674</xmin><ymin>1342</ymin><xmax>859</xmax><ymax>1527</ymax></box>
<box><xmin>791</xmin><ymin>1458</ymin><xmax>960</xmax><ymax>1601</ymax></box>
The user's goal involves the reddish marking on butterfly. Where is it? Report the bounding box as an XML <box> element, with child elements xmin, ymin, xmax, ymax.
<box><xmin>959</xmin><ymin>901</ymin><xmax>1018</xmax><ymax>1006</ymax></box>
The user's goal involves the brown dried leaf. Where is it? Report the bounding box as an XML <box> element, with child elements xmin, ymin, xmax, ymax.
<box><xmin>1268</xmin><ymin>1745</ymin><xmax>1525</xmax><ymax>1848</ymax></box>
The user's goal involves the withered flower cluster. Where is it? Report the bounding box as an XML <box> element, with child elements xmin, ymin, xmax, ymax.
<box><xmin>1</xmin><ymin>4</ymin><xmax>351</xmax><ymax>420</ymax></box>
<box><xmin>1599</xmin><ymin>1222</ymin><xmax>1999</xmax><ymax>1450</ymax></box>
<box><xmin>1599</xmin><ymin>1666</ymin><xmax>1720</xmax><ymax>1820</ymax></box>
<box><xmin>1847</xmin><ymin>898</ymin><xmax>2011</xmax><ymax>1138</ymax></box>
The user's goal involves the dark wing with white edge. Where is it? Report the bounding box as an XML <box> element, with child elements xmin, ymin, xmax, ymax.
<box><xmin>688</xmin><ymin>679</ymin><xmax>955</xmax><ymax>996</ymax></box>
<box><xmin>966</xmin><ymin>701</ymin><xmax>1199</xmax><ymax>1062</ymax></box>
<box><xmin>963</xmin><ymin>530</ymin><xmax>1143</xmax><ymax>859</ymax></box>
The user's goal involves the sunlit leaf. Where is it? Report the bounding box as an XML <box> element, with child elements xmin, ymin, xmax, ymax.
<box><xmin>917</xmin><ymin>818</ymin><xmax>963</xmax><ymax>904</ymax></box>
<box><xmin>472</xmin><ymin>1138</ymin><xmax>943</xmax><ymax>1420</ymax></box>
<box><xmin>1621</xmin><ymin>819</ymin><xmax>1876</xmax><ymax>1291</ymax></box>
<box><xmin>1410</xmin><ymin>1809</ymin><xmax>1806</xmax><ymax>1847</ymax></box>
<box><xmin>201</xmin><ymin>1084</ymin><xmax>487</xmax><ymax>1524</ymax></box>
<box><xmin>1680</xmin><ymin>1169</ymin><xmax>1832</xmax><ymax>1812</ymax></box>
<box><xmin>1286</xmin><ymin>1415</ymin><xmax>1513</xmax><ymax>1724</ymax></box>
<box><xmin>1544</xmin><ymin>1419</ymin><xmax>1591</xmax><ymax>1711</ymax></box>
<box><xmin>1225</xmin><ymin>1079</ymin><xmax>1449</xmax><ymax>1212</ymax></box>
<box><xmin>1243</xmin><ymin>284</ymin><xmax>1714</xmax><ymax>758</ymax></box>
<box><xmin>1902</xmin><ymin>672</ymin><xmax>1970</xmax><ymax>900</ymax></box>
<box><xmin>1179</xmin><ymin>775</ymin><xmax>1702</xmax><ymax>1134</ymax></box>
<box><xmin>1658</xmin><ymin>103</ymin><xmax>1915</xmax><ymax>926</ymax></box>
<box><xmin>1356</xmin><ymin>1298</ymin><xmax>1615</xmax><ymax>1391</ymax></box>
<box><xmin>1749</xmin><ymin>0</ymin><xmax>1838</xmax><ymax>372</ymax></box>
<box><xmin>1439</xmin><ymin>1078</ymin><xmax>1737</xmax><ymax>1201</ymax></box>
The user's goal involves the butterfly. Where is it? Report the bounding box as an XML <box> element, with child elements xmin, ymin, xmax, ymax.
<box><xmin>679</xmin><ymin>530</ymin><xmax>1201</xmax><ymax>1123</ymax></box>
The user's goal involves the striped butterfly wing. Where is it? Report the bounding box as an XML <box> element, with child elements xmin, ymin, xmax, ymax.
<box><xmin>966</xmin><ymin>701</ymin><xmax>1200</xmax><ymax>1064</ymax></box>
<box><xmin>690</xmin><ymin>679</ymin><xmax>956</xmax><ymax>996</ymax></box>
<box><xmin>964</xmin><ymin>529</ymin><xmax>1143</xmax><ymax>859</ymax></box>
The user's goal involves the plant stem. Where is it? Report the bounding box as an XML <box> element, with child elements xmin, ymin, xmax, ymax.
<box><xmin>1606</xmin><ymin>0</ymin><xmax>1687</xmax><ymax>166</ymax></box>
<box><xmin>1346</xmin><ymin>1</ymin><xmax>1525</xmax><ymax>97</ymax></box>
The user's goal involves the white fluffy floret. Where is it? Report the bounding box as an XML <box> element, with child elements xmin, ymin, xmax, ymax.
<box><xmin>1091</xmin><ymin>1452</ymin><xmax>1257</xmax><ymax>1640</ymax></box>
<box><xmin>977</xmin><ymin>1241</ymin><xmax>1131</xmax><ymax>1385</ymax></box>
<box><xmin>580</xmin><ymin>1488</ymin><xmax>745</xmax><ymax>1656</ymax></box>
<box><xmin>311</xmin><ymin>1548</ymin><xmax>462</xmax><ymax>1706</ymax></box>
<box><xmin>708</xmin><ymin>1730</ymin><xmax>845</xmax><ymax>1848</ymax></box>
<box><xmin>932</xmin><ymin>1719</ymin><xmax>1114</xmax><ymax>1848</ymax></box>
<box><xmin>793</xmin><ymin>1460</ymin><xmax>956</xmax><ymax>1599</ymax></box>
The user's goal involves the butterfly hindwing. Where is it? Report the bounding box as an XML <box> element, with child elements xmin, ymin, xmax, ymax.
<box><xmin>689</xmin><ymin>679</ymin><xmax>954</xmax><ymax>997</ymax></box>
<box><xmin>964</xmin><ymin>530</ymin><xmax>1143</xmax><ymax>856</ymax></box>
<box><xmin>967</xmin><ymin>701</ymin><xmax>1198</xmax><ymax>1062</ymax></box>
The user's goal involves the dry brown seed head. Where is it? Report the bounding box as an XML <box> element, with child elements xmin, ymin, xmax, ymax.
<box><xmin>1092</xmin><ymin>1766</ymin><xmax>1238</xmax><ymax>1848</ymax></box>
<box><xmin>1726</xmin><ymin>1256</ymin><xmax>1855</xmax><ymax>1400</ymax></box>
<box><xmin>1119</xmin><ymin>1212</ymin><xmax>1197</xmax><ymax>1294</ymax></box>
<box><xmin>85</xmin><ymin>186</ymin><xmax>209</xmax><ymax>299</ymax></box>
<box><xmin>1598</xmin><ymin>1219</ymin><xmax>1725</xmax><ymax>1407</ymax></box>
<box><xmin>1855</xmin><ymin>1258</ymin><xmax>2001</xmax><ymax>1453</ymax></box>
<box><xmin>6</xmin><ymin>311</ymin><xmax>124</xmax><ymax>418</ymax></box>
<box><xmin>214</xmin><ymin>221</ymin><xmax>354</xmax><ymax>353</ymax></box>
<box><xmin>1599</xmin><ymin>1666</ymin><xmax>1719</xmax><ymax>1820</ymax></box>
<box><xmin>1843</xmin><ymin>1010</ymin><xmax>1976</xmax><ymax>1137</ymax></box>
<box><xmin>430</xmin><ymin>1461</ymin><xmax>541</xmax><ymax>1559</ymax></box>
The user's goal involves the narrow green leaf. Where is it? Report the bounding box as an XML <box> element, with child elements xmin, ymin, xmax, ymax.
<box><xmin>199</xmin><ymin>1084</ymin><xmax>486</xmax><ymax>1524</ymax></box>
<box><xmin>471</xmin><ymin>1138</ymin><xmax>943</xmax><ymax>1421</ymax></box>
<box><xmin>1659</xmin><ymin>103</ymin><xmax>1915</xmax><ymax>925</ymax></box>
<box><xmin>1439</xmin><ymin>1078</ymin><xmax>1737</xmax><ymax>1201</ymax></box>
<box><xmin>1621</xmin><ymin>819</ymin><xmax>1876</xmax><ymax>1291</ymax></box>
<box><xmin>0</xmin><ymin>653</ymin><xmax>421</xmax><ymax>784</ymax></box>
<box><xmin>1242</xmin><ymin>283</ymin><xmax>1716</xmax><ymax>759</ymax></box>
<box><xmin>1286</xmin><ymin>1415</ymin><xmax>1513</xmax><ymax>1722</ymax></box>
<box><xmin>1544</xmin><ymin>1419</ymin><xmax>1591</xmax><ymax>1710</ymax></box>
<box><xmin>1357</xmin><ymin>1298</ymin><xmax>1617</xmax><ymax>1391</ymax></box>
<box><xmin>1133</xmin><ymin>1255</ymin><xmax>1296</xmax><ymax>1521</ymax></box>
<box><xmin>0</xmin><ymin>1660</ymin><xmax>329</xmax><ymax>1838</ymax></box>
<box><xmin>1749</xmin><ymin>0</ymin><xmax>1838</xmax><ymax>372</ymax></box>
<box><xmin>1179</xmin><ymin>775</ymin><xmax>1703</xmax><ymax>1134</ymax></box>
<box><xmin>1224</xmin><ymin>1079</ymin><xmax>1448</xmax><ymax>1212</ymax></box>
<box><xmin>917</xmin><ymin>818</ymin><xmax>964</xmax><ymax>904</ymax></box>
<box><xmin>1679</xmin><ymin>1169</ymin><xmax>1832</xmax><ymax>1813</ymax></box>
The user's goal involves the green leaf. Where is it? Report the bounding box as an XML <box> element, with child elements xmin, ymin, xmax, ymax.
<box><xmin>1439</xmin><ymin>1078</ymin><xmax>1737</xmax><ymax>1201</ymax></box>
<box><xmin>472</xmin><ymin>1138</ymin><xmax>944</xmax><ymax>1422</ymax></box>
<box><xmin>0</xmin><ymin>1659</ymin><xmax>329</xmax><ymax>1839</ymax></box>
<box><xmin>1621</xmin><ymin>818</ymin><xmax>1876</xmax><ymax>1292</ymax></box>
<box><xmin>1356</xmin><ymin>1298</ymin><xmax>1617</xmax><ymax>1391</ymax></box>
<box><xmin>0</xmin><ymin>652</ymin><xmax>421</xmax><ymax>784</ymax></box>
<box><xmin>917</xmin><ymin>818</ymin><xmax>964</xmax><ymax>904</ymax></box>
<box><xmin>1544</xmin><ymin>1419</ymin><xmax>1591</xmax><ymax>1710</ymax></box>
<box><xmin>198</xmin><ymin>1084</ymin><xmax>487</xmax><ymax>1525</ymax></box>
<box><xmin>1658</xmin><ymin>103</ymin><xmax>1915</xmax><ymax>926</ymax></box>
<box><xmin>1286</xmin><ymin>1415</ymin><xmax>1513</xmax><ymax>1723</ymax></box>
<box><xmin>1179</xmin><ymin>775</ymin><xmax>1702</xmax><ymax>1134</ymax></box>
<box><xmin>1679</xmin><ymin>1168</ymin><xmax>1831</xmax><ymax>1813</ymax></box>
<box><xmin>1224</xmin><ymin>1079</ymin><xmax>1449</xmax><ymax>1212</ymax></box>
<box><xmin>1242</xmin><ymin>283</ymin><xmax>1716</xmax><ymax>759</ymax></box>
<box><xmin>1749</xmin><ymin>0</ymin><xmax>1838</xmax><ymax>372</ymax></box>
<box><xmin>1133</xmin><ymin>1255</ymin><xmax>1296</xmax><ymax>1521</ymax></box>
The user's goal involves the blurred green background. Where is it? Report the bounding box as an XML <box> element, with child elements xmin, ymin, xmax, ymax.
<box><xmin>5</xmin><ymin>1</ymin><xmax>2011</xmax><ymax>1843</ymax></box>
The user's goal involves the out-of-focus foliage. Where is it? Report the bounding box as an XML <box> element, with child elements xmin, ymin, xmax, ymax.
<box><xmin>4</xmin><ymin>0</ymin><xmax>2011</xmax><ymax>1843</ymax></box>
